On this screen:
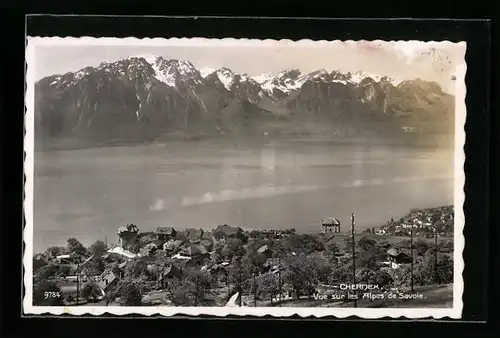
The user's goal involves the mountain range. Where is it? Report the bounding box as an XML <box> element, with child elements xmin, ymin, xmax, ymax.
<box><xmin>34</xmin><ymin>54</ymin><xmax>455</xmax><ymax>149</ymax></box>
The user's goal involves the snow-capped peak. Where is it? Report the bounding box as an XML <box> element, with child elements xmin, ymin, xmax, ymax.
<box><xmin>252</xmin><ymin>73</ymin><xmax>273</xmax><ymax>84</ymax></box>
<box><xmin>199</xmin><ymin>67</ymin><xmax>216</xmax><ymax>78</ymax></box>
<box><xmin>351</xmin><ymin>71</ymin><xmax>402</xmax><ymax>86</ymax></box>
<box><xmin>215</xmin><ymin>67</ymin><xmax>236</xmax><ymax>90</ymax></box>
<box><xmin>129</xmin><ymin>54</ymin><xmax>161</xmax><ymax>65</ymax></box>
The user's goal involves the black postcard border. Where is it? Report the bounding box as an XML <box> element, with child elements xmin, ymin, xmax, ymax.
<box><xmin>0</xmin><ymin>12</ymin><xmax>493</xmax><ymax>338</ymax></box>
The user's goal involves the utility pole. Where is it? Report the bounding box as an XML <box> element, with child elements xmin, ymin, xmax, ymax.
<box><xmin>76</xmin><ymin>264</ymin><xmax>80</xmax><ymax>306</ymax></box>
<box><xmin>410</xmin><ymin>225</ymin><xmax>414</xmax><ymax>293</ymax></box>
<box><xmin>195</xmin><ymin>276</ymin><xmax>199</xmax><ymax>306</ymax></box>
<box><xmin>238</xmin><ymin>264</ymin><xmax>242</xmax><ymax>307</ymax></box>
<box><xmin>278</xmin><ymin>255</ymin><xmax>281</xmax><ymax>307</ymax></box>
<box><xmin>351</xmin><ymin>212</ymin><xmax>357</xmax><ymax>308</ymax></box>
<box><xmin>226</xmin><ymin>269</ymin><xmax>230</xmax><ymax>300</ymax></box>
<box><xmin>253</xmin><ymin>270</ymin><xmax>257</xmax><ymax>307</ymax></box>
<box><xmin>434</xmin><ymin>227</ymin><xmax>439</xmax><ymax>285</ymax></box>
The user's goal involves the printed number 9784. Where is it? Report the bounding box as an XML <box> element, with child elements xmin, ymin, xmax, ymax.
<box><xmin>44</xmin><ymin>291</ymin><xmax>61</xmax><ymax>299</ymax></box>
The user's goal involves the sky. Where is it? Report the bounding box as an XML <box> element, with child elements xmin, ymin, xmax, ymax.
<box><xmin>30</xmin><ymin>38</ymin><xmax>466</xmax><ymax>94</ymax></box>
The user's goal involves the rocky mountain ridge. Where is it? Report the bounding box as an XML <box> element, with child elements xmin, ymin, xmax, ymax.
<box><xmin>34</xmin><ymin>54</ymin><xmax>455</xmax><ymax>149</ymax></box>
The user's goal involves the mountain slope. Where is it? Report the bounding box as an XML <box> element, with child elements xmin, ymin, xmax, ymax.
<box><xmin>34</xmin><ymin>55</ymin><xmax>455</xmax><ymax>149</ymax></box>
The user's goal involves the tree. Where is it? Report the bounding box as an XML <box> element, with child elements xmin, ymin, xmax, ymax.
<box><xmin>66</xmin><ymin>294</ymin><xmax>75</xmax><ymax>305</ymax></box>
<box><xmin>33</xmin><ymin>255</ymin><xmax>48</xmax><ymax>273</ymax></box>
<box><xmin>324</xmin><ymin>243</ymin><xmax>340</xmax><ymax>262</ymax></box>
<box><xmin>82</xmin><ymin>257</ymin><xmax>106</xmax><ymax>276</ymax></box>
<box><xmin>211</xmin><ymin>242</ymin><xmax>224</xmax><ymax>263</ymax></box>
<box><xmin>108</xmin><ymin>277</ymin><xmax>143</xmax><ymax>306</ymax></box>
<box><xmin>67</xmin><ymin>237</ymin><xmax>87</xmax><ymax>256</ymax></box>
<box><xmin>35</xmin><ymin>263</ymin><xmax>60</xmax><ymax>282</ymax></box>
<box><xmin>284</xmin><ymin>234</ymin><xmax>324</xmax><ymax>255</ymax></box>
<box><xmin>45</xmin><ymin>246</ymin><xmax>66</xmax><ymax>258</ymax></box>
<box><xmin>327</xmin><ymin>265</ymin><xmax>351</xmax><ymax>285</ymax></box>
<box><xmin>56</xmin><ymin>265</ymin><xmax>72</xmax><ymax>277</ymax></box>
<box><xmin>89</xmin><ymin>240</ymin><xmax>107</xmax><ymax>256</ymax></box>
<box><xmin>357</xmin><ymin>236</ymin><xmax>377</xmax><ymax>251</ymax></box>
<box><xmin>81</xmin><ymin>280</ymin><xmax>102</xmax><ymax>302</ymax></box>
<box><xmin>282</xmin><ymin>255</ymin><xmax>331</xmax><ymax>299</ymax></box>
<box><xmin>413</xmin><ymin>239</ymin><xmax>430</xmax><ymax>256</ymax></box>
<box><xmin>125</xmin><ymin>258</ymin><xmax>148</xmax><ymax>279</ymax></box>
<box><xmin>33</xmin><ymin>281</ymin><xmax>64</xmax><ymax>306</ymax></box>
<box><xmin>256</xmin><ymin>273</ymin><xmax>280</xmax><ymax>303</ymax></box>
<box><xmin>222</xmin><ymin>238</ymin><xmax>245</xmax><ymax>262</ymax></box>
<box><xmin>356</xmin><ymin>268</ymin><xmax>393</xmax><ymax>288</ymax></box>
<box><xmin>167</xmin><ymin>268</ymin><xmax>215</xmax><ymax>306</ymax></box>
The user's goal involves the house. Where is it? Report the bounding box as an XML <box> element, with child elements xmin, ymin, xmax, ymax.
<box><xmin>97</xmin><ymin>270</ymin><xmax>118</xmax><ymax>293</ymax></box>
<box><xmin>163</xmin><ymin>239</ymin><xmax>184</xmax><ymax>253</ymax></box>
<box><xmin>213</xmin><ymin>224</ymin><xmax>244</xmax><ymax>244</ymax></box>
<box><xmin>152</xmin><ymin>239</ymin><xmax>166</xmax><ymax>249</ymax></box>
<box><xmin>56</xmin><ymin>251</ymin><xmax>86</xmax><ymax>265</ymax></box>
<box><xmin>155</xmin><ymin>227</ymin><xmax>177</xmax><ymax>241</ymax></box>
<box><xmin>157</xmin><ymin>265</ymin><xmax>183</xmax><ymax>289</ymax></box>
<box><xmin>199</xmin><ymin>238</ymin><xmax>214</xmax><ymax>252</ymax></box>
<box><xmin>117</xmin><ymin>224</ymin><xmax>139</xmax><ymax>248</ymax></box>
<box><xmin>183</xmin><ymin>228</ymin><xmax>204</xmax><ymax>243</ymax></box>
<box><xmin>386</xmin><ymin>248</ymin><xmax>412</xmax><ymax>265</ymax></box>
<box><xmin>138</xmin><ymin>243</ymin><xmax>158</xmax><ymax>257</ymax></box>
<box><xmin>180</xmin><ymin>244</ymin><xmax>209</xmax><ymax>265</ymax></box>
<box><xmin>322</xmin><ymin>218</ymin><xmax>341</xmax><ymax>233</ymax></box>
<box><xmin>257</xmin><ymin>245</ymin><xmax>273</xmax><ymax>258</ymax></box>
<box><xmin>105</xmin><ymin>246</ymin><xmax>137</xmax><ymax>260</ymax></box>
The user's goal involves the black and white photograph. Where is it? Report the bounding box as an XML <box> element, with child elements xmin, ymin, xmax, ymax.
<box><xmin>23</xmin><ymin>37</ymin><xmax>466</xmax><ymax>318</ymax></box>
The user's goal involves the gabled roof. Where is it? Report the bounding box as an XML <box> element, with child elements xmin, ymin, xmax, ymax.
<box><xmin>163</xmin><ymin>240</ymin><xmax>183</xmax><ymax>251</ymax></box>
<box><xmin>186</xmin><ymin>228</ymin><xmax>204</xmax><ymax>241</ymax></box>
<box><xmin>322</xmin><ymin>218</ymin><xmax>340</xmax><ymax>226</ymax></box>
<box><xmin>152</xmin><ymin>239</ymin><xmax>166</xmax><ymax>247</ymax></box>
<box><xmin>181</xmin><ymin>244</ymin><xmax>208</xmax><ymax>256</ymax></box>
<box><xmin>98</xmin><ymin>270</ymin><xmax>117</xmax><ymax>290</ymax></box>
<box><xmin>199</xmin><ymin>238</ymin><xmax>213</xmax><ymax>247</ymax></box>
<box><xmin>158</xmin><ymin>265</ymin><xmax>182</xmax><ymax>280</ymax></box>
<box><xmin>155</xmin><ymin>226</ymin><xmax>176</xmax><ymax>235</ymax></box>
<box><xmin>387</xmin><ymin>248</ymin><xmax>399</xmax><ymax>256</ymax></box>
<box><xmin>214</xmin><ymin>224</ymin><xmax>241</xmax><ymax>236</ymax></box>
<box><xmin>117</xmin><ymin>224</ymin><xmax>139</xmax><ymax>235</ymax></box>
<box><xmin>257</xmin><ymin>245</ymin><xmax>271</xmax><ymax>254</ymax></box>
<box><xmin>201</xmin><ymin>231</ymin><xmax>213</xmax><ymax>239</ymax></box>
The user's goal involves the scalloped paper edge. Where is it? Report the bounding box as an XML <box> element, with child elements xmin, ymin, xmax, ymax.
<box><xmin>23</xmin><ymin>36</ymin><xmax>467</xmax><ymax>319</ymax></box>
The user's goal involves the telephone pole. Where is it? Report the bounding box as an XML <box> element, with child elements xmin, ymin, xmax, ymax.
<box><xmin>410</xmin><ymin>226</ymin><xmax>414</xmax><ymax>293</ymax></box>
<box><xmin>278</xmin><ymin>255</ymin><xmax>282</xmax><ymax>307</ymax></box>
<box><xmin>351</xmin><ymin>212</ymin><xmax>357</xmax><ymax>308</ymax></box>
<box><xmin>434</xmin><ymin>227</ymin><xmax>439</xmax><ymax>285</ymax></box>
<box><xmin>195</xmin><ymin>277</ymin><xmax>199</xmax><ymax>306</ymax></box>
<box><xmin>253</xmin><ymin>270</ymin><xmax>257</xmax><ymax>307</ymax></box>
<box><xmin>76</xmin><ymin>264</ymin><xmax>80</xmax><ymax>306</ymax></box>
<box><xmin>226</xmin><ymin>270</ymin><xmax>230</xmax><ymax>300</ymax></box>
<box><xmin>238</xmin><ymin>265</ymin><xmax>242</xmax><ymax>307</ymax></box>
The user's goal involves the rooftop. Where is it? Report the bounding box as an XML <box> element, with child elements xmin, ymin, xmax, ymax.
<box><xmin>322</xmin><ymin>218</ymin><xmax>340</xmax><ymax>226</ymax></box>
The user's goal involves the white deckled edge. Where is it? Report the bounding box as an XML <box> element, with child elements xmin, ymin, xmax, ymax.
<box><xmin>27</xmin><ymin>36</ymin><xmax>465</xmax><ymax>49</ymax></box>
<box><xmin>23</xmin><ymin>37</ymin><xmax>36</xmax><ymax>312</ymax></box>
<box><xmin>453</xmin><ymin>42</ymin><xmax>467</xmax><ymax>317</ymax></box>
<box><xmin>23</xmin><ymin>37</ymin><xmax>467</xmax><ymax>319</ymax></box>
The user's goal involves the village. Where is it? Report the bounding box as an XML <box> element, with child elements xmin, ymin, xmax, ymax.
<box><xmin>32</xmin><ymin>206</ymin><xmax>455</xmax><ymax>307</ymax></box>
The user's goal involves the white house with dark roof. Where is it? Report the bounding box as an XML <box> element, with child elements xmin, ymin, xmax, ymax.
<box><xmin>322</xmin><ymin>218</ymin><xmax>341</xmax><ymax>233</ymax></box>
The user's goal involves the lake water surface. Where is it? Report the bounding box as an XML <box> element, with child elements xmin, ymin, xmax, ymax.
<box><xmin>33</xmin><ymin>136</ymin><xmax>455</xmax><ymax>253</ymax></box>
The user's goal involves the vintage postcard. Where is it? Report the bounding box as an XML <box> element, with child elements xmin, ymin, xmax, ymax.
<box><xmin>24</xmin><ymin>37</ymin><xmax>466</xmax><ymax>318</ymax></box>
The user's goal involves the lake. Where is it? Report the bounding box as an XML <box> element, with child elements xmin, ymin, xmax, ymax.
<box><xmin>32</xmin><ymin>136</ymin><xmax>455</xmax><ymax>253</ymax></box>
